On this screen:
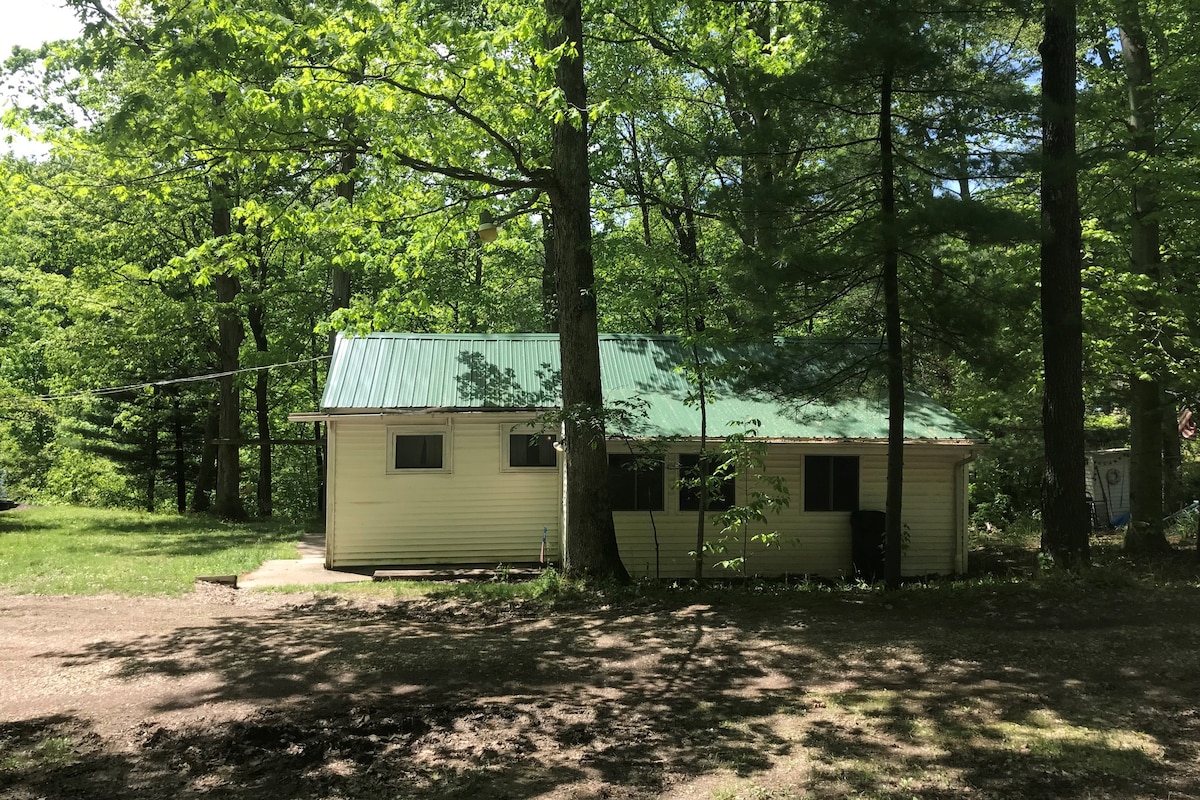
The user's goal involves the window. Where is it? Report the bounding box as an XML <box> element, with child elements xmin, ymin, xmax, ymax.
<box><xmin>387</xmin><ymin>426</ymin><xmax>451</xmax><ymax>473</ymax></box>
<box><xmin>804</xmin><ymin>455</ymin><xmax>859</xmax><ymax>511</ymax></box>
<box><xmin>508</xmin><ymin>433</ymin><xmax>557</xmax><ymax>468</ymax></box>
<box><xmin>608</xmin><ymin>453</ymin><xmax>664</xmax><ymax>511</ymax></box>
<box><xmin>394</xmin><ymin>434</ymin><xmax>443</xmax><ymax>469</ymax></box>
<box><xmin>678</xmin><ymin>453</ymin><xmax>736</xmax><ymax>512</ymax></box>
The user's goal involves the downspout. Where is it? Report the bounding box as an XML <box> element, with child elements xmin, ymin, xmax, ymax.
<box><xmin>559</xmin><ymin>420</ymin><xmax>569</xmax><ymax>565</ymax></box>
<box><xmin>325</xmin><ymin>419</ymin><xmax>337</xmax><ymax>570</ymax></box>
<box><xmin>953</xmin><ymin>451</ymin><xmax>978</xmax><ymax>574</ymax></box>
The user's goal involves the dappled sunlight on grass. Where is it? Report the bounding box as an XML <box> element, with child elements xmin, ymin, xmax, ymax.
<box><xmin>990</xmin><ymin>709</ymin><xmax>1163</xmax><ymax>778</ymax></box>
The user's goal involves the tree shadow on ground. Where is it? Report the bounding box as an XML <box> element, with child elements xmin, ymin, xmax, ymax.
<box><xmin>54</xmin><ymin>527</ymin><xmax>298</xmax><ymax>559</ymax></box>
<box><xmin>12</xmin><ymin>585</ymin><xmax>1200</xmax><ymax>798</ymax></box>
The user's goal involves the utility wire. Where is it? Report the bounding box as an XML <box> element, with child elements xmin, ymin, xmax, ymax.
<box><xmin>20</xmin><ymin>356</ymin><xmax>331</xmax><ymax>403</ymax></box>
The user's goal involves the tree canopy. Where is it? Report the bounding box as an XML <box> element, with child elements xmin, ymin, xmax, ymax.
<box><xmin>2</xmin><ymin>0</ymin><xmax>1198</xmax><ymax>570</ymax></box>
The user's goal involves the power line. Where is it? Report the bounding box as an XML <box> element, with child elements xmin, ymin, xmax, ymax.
<box><xmin>23</xmin><ymin>356</ymin><xmax>331</xmax><ymax>403</ymax></box>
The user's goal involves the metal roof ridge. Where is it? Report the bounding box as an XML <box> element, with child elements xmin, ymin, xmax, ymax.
<box><xmin>333</xmin><ymin>331</ymin><xmax>886</xmax><ymax>345</ymax></box>
<box><xmin>336</xmin><ymin>332</ymin><xmax>563</xmax><ymax>340</ymax></box>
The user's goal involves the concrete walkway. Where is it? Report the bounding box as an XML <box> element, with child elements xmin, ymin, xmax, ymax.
<box><xmin>238</xmin><ymin>533</ymin><xmax>373</xmax><ymax>590</ymax></box>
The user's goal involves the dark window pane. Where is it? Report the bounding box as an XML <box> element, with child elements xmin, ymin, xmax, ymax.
<box><xmin>804</xmin><ymin>454</ymin><xmax>859</xmax><ymax>511</ymax></box>
<box><xmin>830</xmin><ymin>456</ymin><xmax>860</xmax><ymax>511</ymax></box>
<box><xmin>509</xmin><ymin>434</ymin><xmax>557</xmax><ymax>467</ymax></box>
<box><xmin>804</xmin><ymin>455</ymin><xmax>833</xmax><ymax>511</ymax></box>
<box><xmin>640</xmin><ymin>459</ymin><xmax>664</xmax><ymax>510</ymax></box>
<box><xmin>609</xmin><ymin>454</ymin><xmax>639</xmax><ymax>510</ymax></box>
<box><xmin>679</xmin><ymin>454</ymin><xmax>736</xmax><ymax>512</ymax></box>
<box><xmin>609</xmin><ymin>453</ymin><xmax>663</xmax><ymax>511</ymax></box>
<box><xmin>394</xmin><ymin>435</ymin><xmax>443</xmax><ymax>469</ymax></box>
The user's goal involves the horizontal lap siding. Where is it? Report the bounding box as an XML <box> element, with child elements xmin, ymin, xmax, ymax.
<box><xmin>327</xmin><ymin>421</ymin><xmax>966</xmax><ymax>576</ymax></box>
<box><xmin>615</xmin><ymin>444</ymin><xmax>964</xmax><ymax>579</ymax></box>
<box><xmin>898</xmin><ymin>451</ymin><xmax>959</xmax><ymax>574</ymax></box>
<box><xmin>329</xmin><ymin>416</ymin><xmax>560</xmax><ymax>567</ymax></box>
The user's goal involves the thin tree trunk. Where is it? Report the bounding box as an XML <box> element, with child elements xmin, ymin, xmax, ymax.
<box><xmin>211</xmin><ymin>182</ymin><xmax>246</xmax><ymax>521</ymax></box>
<box><xmin>248</xmin><ymin>229</ymin><xmax>272</xmax><ymax>518</ymax></box>
<box><xmin>692</xmin><ymin>341</ymin><xmax>708</xmax><ymax>582</ymax></box>
<box><xmin>329</xmin><ymin>109</ymin><xmax>358</xmax><ymax>352</ymax></box>
<box><xmin>541</xmin><ymin>214</ymin><xmax>558</xmax><ymax>333</ymax></box>
<box><xmin>1039</xmin><ymin>0</ymin><xmax>1090</xmax><ymax>566</ymax></box>
<box><xmin>146</xmin><ymin>413</ymin><xmax>157</xmax><ymax>513</ymax></box>
<box><xmin>173</xmin><ymin>392</ymin><xmax>186</xmax><ymax>514</ymax></box>
<box><xmin>545</xmin><ymin>0</ymin><xmax>628</xmax><ymax>581</ymax></box>
<box><xmin>1163</xmin><ymin>403</ymin><xmax>1182</xmax><ymax>513</ymax></box>
<box><xmin>311</xmin><ymin>323</ymin><xmax>326</xmax><ymax>517</ymax></box>
<box><xmin>1120</xmin><ymin>2</ymin><xmax>1170</xmax><ymax>552</ymax></box>
<box><xmin>252</xmin><ymin>370</ymin><xmax>271</xmax><ymax>517</ymax></box>
<box><xmin>881</xmin><ymin>59</ymin><xmax>905</xmax><ymax>590</ymax></box>
<box><xmin>192</xmin><ymin>399</ymin><xmax>219</xmax><ymax>513</ymax></box>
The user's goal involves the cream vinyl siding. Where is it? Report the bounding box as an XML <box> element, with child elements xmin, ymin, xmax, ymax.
<box><xmin>613</xmin><ymin>443</ymin><xmax>966</xmax><ymax>579</ymax></box>
<box><xmin>325</xmin><ymin>416</ymin><xmax>968</xmax><ymax>576</ymax></box>
<box><xmin>327</xmin><ymin>415</ymin><xmax>561</xmax><ymax>567</ymax></box>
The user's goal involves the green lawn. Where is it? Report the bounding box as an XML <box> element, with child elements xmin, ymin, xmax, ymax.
<box><xmin>0</xmin><ymin>506</ymin><xmax>302</xmax><ymax>595</ymax></box>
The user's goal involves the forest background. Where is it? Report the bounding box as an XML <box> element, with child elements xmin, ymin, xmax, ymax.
<box><xmin>0</xmin><ymin>0</ymin><xmax>1196</xmax><ymax>558</ymax></box>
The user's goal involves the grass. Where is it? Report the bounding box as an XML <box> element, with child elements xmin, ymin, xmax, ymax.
<box><xmin>0</xmin><ymin>734</ymin><xmax>76</xmax><ymax>773</ymax></box>
<box><xmin>0</xmin><ymin>505</ymin><xmax>301</xmax><ymax>595</ymax></box>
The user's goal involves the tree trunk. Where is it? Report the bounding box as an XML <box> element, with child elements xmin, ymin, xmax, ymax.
<box><xmin>545</xmin><ymin>0</ymin><xmax>628</xmax><ymax>582</ymax></box>
<box><xmin>173</xmin><ymin>392</ymin><xmax>186</xmax><ymax>514</ymax></box>
<box><xmin>1039</xmin><ymin>0</ymin><xmax>1090</xmax><ymax>567</ymax></box>
<box><xmin>146</xmin><ymin>413</ymin><xmax>157</xmax><ymax>513</ymax></box>
<box><xmin>692</xmin><ymin>341</ymin><xmax>708</xmax><ymax>582</ymax></box>
<box><xmin>1128</xmin><ymin>378</ymin><xmax>1167</xmax><ymax>550</ymax></box>
<box><xmin>329</xmin><ymin>111</ymin><xmax>358</xmax><ymax>352</ymax></box>
<box><xmin>1120</xmin><ymin>2</ymin><xmax>1170</xmax><ymax>553</ymax></box>
<box><xmin>880</xmin><ymin>60</ymin><xmax>905</xmax><ymax>590</ymax></box>
<box><xmin>1163</xmin><ymin>403</ymin><xmax>1182</xmax><ymax>512</ymax></box>
<box><xmin>311</xmin><ymin>323</ymin><xmax>326</xmax><ymax>517</ymax></box>
<box><xmin>248</xmin><ymin>303</ymin><xmax>272</xmax><ymax>517</ymax></box>
<box><xmin>192</xmin><ymin>399</ymin><xmax>219</xmax><ymax>512</ymax></box>
<box><xmin>541</xmin><ymin>214</ymin><xmax>558</xmax><ymax>333</ymax></box>
<box><xmin>211</xmin><ymin>185</ymin><xmax>246</xmax><ymax>520</ymax></box>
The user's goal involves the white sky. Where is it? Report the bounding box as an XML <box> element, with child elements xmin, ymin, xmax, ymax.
<box><xmin>1</xmin><ymin>0</ymin><xmax>84</xmax><ymax>156</ymax></box>
<box><xmin>0</xmin><ymin>0</ymin><xmax>82</xmax><ymax>56</ymax></box>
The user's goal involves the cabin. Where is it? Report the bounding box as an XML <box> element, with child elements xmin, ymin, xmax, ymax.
<box><xmin>291</xmin><ymin>333</ymin><xmax>984</xmax><ymax>579</ymax></box>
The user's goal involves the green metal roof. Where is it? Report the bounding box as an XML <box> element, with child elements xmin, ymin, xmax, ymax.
<box><xmin>321</xmin><ymin>333</ymin><xmax>982</xmax><ymax>442</ymax></box>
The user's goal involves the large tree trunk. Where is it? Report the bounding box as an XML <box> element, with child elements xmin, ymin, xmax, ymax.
<box><xmin>545</xmin><ymin>0</ymin><xmax>628</xmax><ymax>582</ymax></box>
<box><xmin>880</xmin><ymin>60</ymin><xmax>906</xmax><ymax>590</ymax></box>
<box><xmin>1120</xmin><ymin>2</ymin><xmax>1170</xmax><ymax>552</ymax></box>
<box><xmin>1039</xmin><ymin>0</ymin><xmax>1090</xmax><ymax>567</ymax></box>
<box><xmin>211</xmin><ymin>185</ymin><xmax>246</xmax><ymax>521</ymax></box>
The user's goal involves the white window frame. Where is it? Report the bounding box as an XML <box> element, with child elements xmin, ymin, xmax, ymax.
<box><xmin>386</xmin><ymin>424</ymin><xmax>453</xmax><ymax>474</ymax></box>
<box><xmin>500</xmin><ymin>424</ymin><xmax>560</xmax><ymax>473</ymax></box>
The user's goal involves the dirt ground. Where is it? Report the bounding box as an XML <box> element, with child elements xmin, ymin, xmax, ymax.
<box><xmin>2</xmin><ymin>580</ymin><xmax>1200</xmax><ymax>800</ymax></box>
